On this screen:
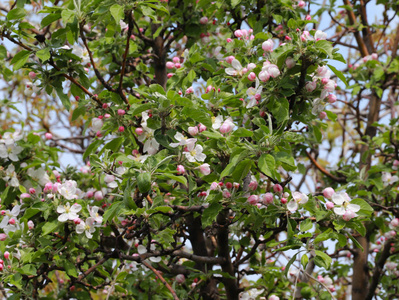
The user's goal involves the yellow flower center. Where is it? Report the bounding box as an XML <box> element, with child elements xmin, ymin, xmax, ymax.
<box><xmin>190</xmin><ymin>150</ymin><xmax>197</xmax><ymax>157</ymax></box>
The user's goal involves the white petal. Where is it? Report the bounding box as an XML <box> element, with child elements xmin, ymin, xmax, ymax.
<box><xmin>347</xmin><ymin>204</ymin><xmax>360</xmax><ymax>213</ymax></box>
<box><xmin>137</xmin><ymin>245</ymin><xmax>147</xmax><ymax>255</ymax></box>
<box><xmin>332</xmin><ymin>193</ymin><xmax>345</xmax><ymax>205</ymax></box>
<box><xmin>70</xmin><ymin>204</ymin><xmax>82</xmax><ymax>213</ymax></box>
<box><xmin>333</xmin><ymin>207</ymin><xmax>345</xmax><ymax>215</ymax></box>
<box><xmin>150</xmin><ymin>256</ymin><xmax>162</xmax><ymax>263</ymax></box>
<box><xmin>231</xmin><ymin>59</ymin><xmax>242</xmax><ymax>70</ymax></box>
<box><xmin>287</xmin><ymin>201</ymin><xmax>298</xmax><ymax>212</ymax></box>
<box><xmin>85</xmin><ymin>231</ymin><xmax>93</xmax><ymax>239</ymax></box>
<box><xmin>76</xmin><ymin>224</ymin><xmax>85</xmax><ymax>234</ymax></box>
<box><xmin>195</xmin><ymin>153</ymin><xmax>206</xmax><ymax>162</ymax></box>
<box><xmin>57</xmin><ymin>205</ymin><xmax>66</xmax><ymax>213</ymax></box>
<box><xmin>11</xmin><ymin>205</ymin><xmax>21</xmax><ymax>216</ymax></box>
<box><xmin>58</xmin><ymin>214</ymin><xmax>69</xmax><ymax>222</ymax></box>
<box><xmin>225</xmin><ymin>68</ymin><xmax>237</xmax><ymax>76</ymax></box>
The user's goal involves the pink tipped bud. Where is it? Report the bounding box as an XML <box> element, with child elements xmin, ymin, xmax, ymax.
<box><xmin>74</xmin><ymin>218</ymin><xmax>81</xmax><ymax>225</ymax></box>
<box><xmin>249</xmin><ymin>180</ymin><xmax>258</xmax><ymax>191</ymax></box>
<box><xmin>225</xmin><ymin>182</ymin><xmax>233</xmax><ymax>189</ymax></box>
<box><xmin>285</xmin><ymin>35</ymin><xmax>292</xmax><ymax>41</ymax></box>
<box><xmin>226</xmin><ymin>38</ymin><xmax>232</xmax><ymax>43</ymax></box>
<box><xmin>305</xmin><ymin>81</ymin><xmax>317</xmax><ymax>92</ymax></box>
<box><xmin>199</xmin><ymin>163</ymin><xmax>211</xmax><ymax>175</ymax></box>
<box><xmin>234</xmin><ymin>30</ymin><xmax>243</xmax><ymax>38</ymax></box>
<box><xmin>199</xmin><ymin>17</ymin><xmax>208</xmax><ymax>24</ymax></box>
<box><xmin>198</xmin><ymin>123</ymin><xmax>207</xmax><ymax>132</ymax></box>
<box><xmin>29</xmin><ymin>71</ymin><xmax>36</xmax><ymax>79</ymax></box>
<box><xmin>233</xmin><ymin>182</ymin><xmax>240</xmax><ymax>189</ymax></box>
<box><xmin>255</xmin><ymin>94</ymin><xmax>261</xmax><ymax>101</ymax></box>
<box><xmin>281</xmin><ymin>197</ymin><xmax>287</xmax><ymax>204</ymax></box>
<box><xmin>210</xmin><ymin>182</ymin><xmax>219</xmax><ymax>190</ymax></box>
<box><xmin>104</xmin><ymin>113</ymin><xmax>111</xmax><ymax>118</ymax></box>
<box><xmin>135</xmin><ymin>128</ymin><xmax>144</xmax><ymax>135</ymax></box>
<box><xmin>172</xmin><ymin>57</ymin><xmax>180</xmax><ymax>63</ymax></box>
<box><xmin>321</xmin><ymin>78</ymin><xmax>329</xmax><ymax>85</ymax></box>
<box><xmin>166</xmin><ymin>62</ymin><xmax>175</xmax><ymax>69</ymax></box>
<box><xmin>27</xmin><ymin>220</ymin><xmax>34</xmax><ymax>229</ymax></box>
<box><xmin>1</xmin><ymin>211</ymin><xmax>5</xmax><ymax>216</ymax></box>
<box><xmin>263</xmin><ymin>193</ymin><xmax>274</xmax><ymax>205</ymax></box>
<box><xmin>273</xmin><ymin>184</ymin><xmax>283</xmax><ymax>193</ymax></box>
<box><xmin>262</xmin><ymin>39</ymin><xmax>274</xmax><ymax>52</ymax></box>
<box><xmin>118</xmin><ymin>109</ymin><xmax>126</xmax><ymax>116</ymax></box>
<box><xmin>86</xmin><ymin>190</ymin><xmax>94</xmax><ymax>198</ymax></box>
<box><xmin>94</xmin><ymin>191</ymin><xmax>103</xmax><ymax>201</ymax></box>
<box><xmin>298</xmin><ymin>0</ymin><xmax>305</xmax><ymax>8</ymax></box>
<box><xmin>323</xmin><ymin>187</ymin><xmax>335</xmax><ymax>199</ymax></box>
<box><xmin>248</xmin><ymin>195</ymin><xmax>259</xmax><ymax>205</ymax></box>
<box><xmin>305</xmin><ymin>14</ymin><xmax>311</xmax><ymax>20</ymax></box>
<box><xmin>206</xmin><ymin>85</ymin><xmax>213</xmax><ymax>93</ymax></box>
<box><xmin>29</xmin><ymin>188</ymin><xmax>36</xmax><ymax>194</ymax></box>
<box><xmin>319</xmin><ymin>111</ymin><xmax>327</xmax><ymax>119</ymax></box>
<box><xmin>45</xmin><ymin>133</ymin><xmax>53</xmax><ymax>140</ymax></box>
<box><xmin>285</xmin><ymin>57</ymin><xmax>295</xmax><ymax>69</ymax></box>
<box><xmin>188</xmin><ymin>126</ymin><xmax>199</xmax><ymax>136</ymax></box>
<box><xmin>177</xmin><ymin>165</ymin><xmax>185</xmax><ymax>175</ymax></box>
<box><xmin>102</xmin><ymin>103</ymin><xmax>109</xmax><ymax>109</ymax></box>
<box><xmin>176</xmin><ymin>274</ymin><xmax>185</xmax><ymax>283</ymax></box>
<box><xmin>223</xmin><ymin>189</ymin><xmax>231</xmax><ymax>198</ymax></box>
<box><xmin>96</xmin><ymin>131</ymin><xmax>102</xmax><ymax>137</ymax></box>
<box><xmin>118</xmin><ymin>126</ymin><xmax>125</xmax><ymax>132</ymax></box>
<box><xmin>20</xmin><ymin>193</ymin><xmax>31</xmax><ymax>199</ymax></box>
<box><xmin>226</xmin><ymin>56</ymin><xmax>235</xmax><ymax>64</ymax></box>
<box><xmin>8</xmin><ymin>218</ymin><xmax>16</xmax><ymax>225</ymax></box>
<box><xmin>167</xmin><ymin>73</ymin><xmax>174</xmax><ymax>78</ymax></box>
<box><xmin>248</xmin><ymin>72</ymin><xmax>256</xmax><ymax>81</ymax></box>
<box><xmin>0</xmin><ymin>234</ymin><xmax>7</xmax><ymax>241</ymax></box>
<box><xmin>327</xmin><ymin>94</ymin><xmax>337</xmax><ymax>104</ymax></box>
<box><xmin>326</xmin><ymin>201</ymin><xmax>334</xmax><ymax>209</ymax></box>
<box><xmin>175</xmin><ymin>62</ymin><xmax>181</xmax><ymax>68</ymax></box>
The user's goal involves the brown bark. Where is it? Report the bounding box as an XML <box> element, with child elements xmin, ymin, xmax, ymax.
<box><xmin>151</xmin><ymin>24</ymin><xmax>168</xmax><ymax>90</ymax></box>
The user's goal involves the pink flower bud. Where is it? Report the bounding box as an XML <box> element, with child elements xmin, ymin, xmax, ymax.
<box><xmin>176</xmin><ymin>274</ymin><xmax>185</xmax><ymax>283</ymax></box>
<box><xmin>321</xmin><ymin>78</ymin><xmax>329</xmax><ymax>85</ymax></box>
<box><xmin>198</xmin><ymin>123</ymin><xmax>207</xmax><ymax>132</ymax></box>
<box><xmin>118</xmin><ymin>109</ymin><xmax>126</xmax><ymax>116</ymax></box>
<box><xmin>94</xmin><ymin>191</ymin><xmax>103</xmax><ymax>201</ymax></box>
<box><xmin>20</xmin><ymin>193</ymin><xmax>31</xmax><ymax>199</ymax></box>
<box><xmin>188</xmin><ymin>126</ymin><xmax>199</xmax><ymax>136</ymax></box>
<box><xmin>226</xmin><ymin>38</ymin><xmax>232</xmax><ymax>43</ymax></box>
<box><xmin>29</xmin><ymin>188</ymin><xmax>36</xmax><ymax>194</ymax></box>
<box><xmin>248</xmin><ymin>195</ymin><xmax>259</xmax><ymax>205</ymax></box>
<box><xmin>262</xmin><ymin>39</ymin><xmax>274</xmax><ymax>52</ymax></box>
<box><xmin>281</xmin><ymin>197</ymin><xmax>287</xmax><ymax>204</ymax></box>
<box><xmin>327</xmin><ymin>94</ymin><xmax>337</xmax><ymax>103</ymax></box>
<box><xmin>176</xmin><ymin>165</ymin><xmax>185</xmax><ymax>175</ymax></box>
<box><xmin>166</xmin><ymin>62</ymin><xmax>175</xmax><ymax>69</ymax></box>
<box><xmin>199</xmin><ymin>163</ymin><xmax>211</xmax><ymax>175</ymax></box>
<box><xmin>210</xmin><ymin>182</ymin><xmax>219</xmax><ymax>190</ymax></box>
<box><xmin>118</xmin><ymin>126</ymin><xmax>125</xmax><ymax>132</ymax></box>
<box><xmin>323</xmin><ymin>187</ymin><xmax>335</xmax><ymax>199</ymax></box>
<box><xmin>263</xmin><ymin>193</ymin><xmax>274</xmax><ymax>205</ymax></box>
<box><xmin>135</xmin><ymin>128</ymin><xmax>144</xmax><ymax>135</ymax></box>
<box><xmin>74</xmin><ymin>218</ymin><xmax>81</xmax><ymax>225</ymax></box>
<box><xmin>225</xmin><ymin>182</ymin><xmax>233</xmax><ymax>189</ymax></box>
<box><xmin>285</xmin><ymin>57</ymin><xmax>295</xmax><ymax>69</ymax></box>
<box><xmin>305</xmin><ymin>81</ymin><xmax>317</xmax><ymax>92</ymax></box>
<box><xmin>305</xmin><ymin>14</ymin><xmax>311</xmax><ymax>20</ymax></box>
<box><xmin>102</xmin><ymin>103</ymin><xmax>109</xmax><ymax>109</ymax></box>
<box><xmin>1</xmin><ymin>211</ymin><xmax>5</xmax><ymax>216</ymax></box>
<box><xmin>326</xmin><ymin>201</ymin><xmax>334</xmax><ymax>209</ymax></box>
<box><xmin>371</xmin><ymin>53</ymin><xmax>378</xmax><ymax>60</ymax></box>
<box><xmin>219</xmin><ymin>119</ymin><xmax>234</xmax><ymax>134</ymax></box>
<box><xmin>167</xmin><ymin>73</ymin><xmax>174</xmax><ymax>78</ymax></box>
<box><xmin>255</xmin><ymin>94</ymin><xmax>261</xmax><ymax>101</ymax></box>
<box><xmin>44</xmin><ymin>183</ymin><xmax>53</xmax><ymax>193</ymax></box>
<box><xmin>242</xmin><ymin>67</ymin><xmax>248</xmax><ymax>74</ymax></box>
<box><xmin>249</xmin><ymin>180</ymin><xmax>258</xmax><ymax>191</ymax></box>
<box><xmin>96</xmin><ymin>131</ymin><xmax>102</xmax><ymax>137</ymax></box>
<box><xmin>319</xmin><ymin>111</ymin><xmax>327</xmax><ymax>119</ymax></box>
<box><xmin>259</xmin><ymin>71</ymin><xmax>270</xmax><ymax>82</ymax></box>
<box><xmin>9</xmin><ymin>218</ymin><xmax>16</xmax><ymax>226</ymax></box>
<box><xmin>248</xmin><ymin>72</ymin><xmax>256</xmax><ymax>81</ymax></box>
<box><xmin>233</xmin><ymin>182</ymin><xmax>240</xmax><ymax>189</ymax></box>
<box><xmin>234</xmin><ymin>30</ymin><xmax>243</xmax><ymax>38</ymax></box>
<box><xmin>45</xmin><ymin>133</ymin><xmax>53</xmax><ymax>140</ymax></box>
<box><xmin>273</xmin><ymin>184</ymin><xmax>283</xmax><ymax>193</ymax></box>
<box><xmin>104</xmin><ymin>113</ymin><xmax>111</xmax><ymax>118</ymax></box>
<box><xmin>27</xmin><ymin>220</ymin><xmax>34</xmax><ymax>229</ymax></box>
<box><xmin>391</xmin><ymin>218</ymin><xmax>399</xmax><ymax>227</ymax></box>
<box><xmin>285</xmin><ymin>35</ymin><xmax>292</xmax><ymax>41</ymax></box>
<box><xmin>226</xmin><ymin>56</ymin><xmax>235</xmax><ymax>64</ymax></box>
<box><xmin>172</xmin><ymin>57</ymin><xmax>180</xmax><ymax>63</ymax></box>
<box><xmin>199</xmin><ymin>17</ymin><xmax>208</xmax><ymax>24</ymax></box>
<box><xmin>298</xmin><ymin>0</ymin><xmax>305</xmax><ymax>8</ymax></box>
<box><xmin>29</xmin><ymin>71</ymin><xmax>36</xmax><ymax>79</ymax></box>
<box><xmin>175</xmin><ymin>62</ymin><xmax>182</xmax><ymax>68</ymax></box>
<box><xmin>343</xmin><ymin>210</ymin><xmax>356</xmax><ymax>221</ymax></box>
<box><xmin>247</xmin><ymin>63</ymin><xmax>256</xmax><ymax>70</ymax></box>
<box><xmin>86</xmin><ymin>190</ymin><xmax>94</xmax><ymax>198</ymax></box>
<box><xmin>0</xmin><ymin>234</ymin><xmax>7</xmax><ymax>241</ymax></box>
<box><xmin>186</xmin><ymin>87</ymin><xmax>194</xmax><ymax>94</ymax></box>
<box><xmin>223</xmin><ymin>189</ymin><xmax>231</xmax><ymax>198</ymax></box>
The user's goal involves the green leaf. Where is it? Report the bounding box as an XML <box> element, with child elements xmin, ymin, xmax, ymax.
<box><xmin>314</xmin><ymin>250</ymin><xmax>332</xmax><ymax>270</ymax></box>
<box><xmin>61</xmin><ymin>9</ymin><xmax>75</xmax><ymax>24</ymax></box>
<box><xmin>351</xmin><ymin>198</ymin><xmax>373</xmax><ymax>216</ymax></box>
<box><xmin>202</xmin><ymin>202</ymin><xmax>223</xmax><ymax>227</ymax></box>
<box><xmin>232</xmin><ymin>128</ymin><xmax>253</xmax><ymax>137</ymax></box>
<box><xmin>258</xmin><ymin>154</ymin><xmax>275</xmax><ymax>178</ymax></box>
<box><xmin>64</xmin><ymin>260</ymin><xmax>78</xmax><ymax>278</ymax></box>
<box><xmin>103</xmin><ymin>201</ymin><xmax>124</xmax><ymax>223</ymax></box>
<box><xmin>300</xmin><ymin>219</ymin><xmax>313</xmax><ymax>232</ymax></box>
<box><xmin>110</xmin><ymin>4</ymin><xmax>124</xmax><ymax>24</ymax></box>
<box><xmin>187</xmin><ymin>69</ymin><xmax>196</xmax><ymax>83</ymax></box>
<box><xmin>160</xmin><ymin>174</ymin><xmax>187</xmax><ymax>186</ymax></box>
<box><xmin>19</xmin><ymin>264</ymin><xmax>37</xmax><ymax>276</ymax></box>
<box><xmin>7</xmin><ymin>8</ymin><xmax>26</xmax><ymax>20</ymax></box>
<box><xmin>314</xmin><ymin>228</ymin><xmax>333</xmax><ymax>244</ymax></box>
<box><xmin>42</xmin><ymin>220</ymin><xmax>59</xmax><ymax>236</ymax></box>
<box><xmin>103</xmin><ymin>137</ymin><xmax>124</xmax><ymax>153</ymax></box>
<box><xmin>201</xmin><ymin>131</ymin><xmax>224</xmax><ymax>140</ymax></box>
<box><xmin>327</xmin><ymin>64</ymin><xmax>348</xmax><ymax>87</ymax></box>
<box><xmin>83</xmin><ymin>139</ymin><xmax>101</xmax><ymax>160</ymax></box>
<box><xmin>55</xmin><ymin>87</ymin><xmax>71</xmax><ymax>111</ymax></box>
<box><xmin>137</xmin><ymin>172</ymin><xmax>152</xmax><ymax>193</ymax></box>
<box><xmin>41</xmin><ymin>13</ymin><xmax>61</xmax><ymax>28</ymax></box>
<box><xmin>301</xmin><ymin>253</ymin><xmax>309</xmax><ymax>268</ymax></box>
<box><xmin>71</xmin><ymin>106</ymin><xmax>86</xmax><ymax>121</ymax></box>
<box><xmin>181</xmin><ymin>107</ymin><xmax>211</xmax><ymax>128</ymax></box>
<box><xmin>315</xmin><ymin>40</ymin><xmax>333</xmax><ymax>57</ymax></box>
<box><xmin>348</xmin><ymin>234</ymin><xmax>364</xmax><ymax>251</ymax></box>
<box><xmin>36</xmin><ymin>48</ymin><xmax>51</xmax><ymax>62</ymax></box>
<box><xmin>284</xmin><ymin>253</ymin><xmax>298</xmax><ymax>277</ymax></box>
<box><xmin>11</xmin><ymin>50</ymin><xmax>30</xmax><ymax>70</ymax></box>
<box><xmin>231</xmin><ymin>0</ymin><xmax>240</xmax><ymax>8</ymax></box>
<box><xmin>275</xmin><ymin>151</ymin><xmax>296</xmax><ymax>171</ymax></box>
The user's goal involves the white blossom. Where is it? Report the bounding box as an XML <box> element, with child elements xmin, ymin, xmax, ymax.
<box><xmin>57</xmin><ymin>203</ymin><xmax>82</xmax><ymax>222</ymax></box>
<box><xmin>59</xmin><ymin>180</ymin><xmax>79</xmax><ymax>200</ymax></box>
<box><xmin>183</xmin><ymin>143</ymin><xmax>206</xmax><ymax>162</ymax></box>
<box><xmin>170</xmin><ymin>132</ymin><xmax>197</xmax><ymax>148</ymax></box>
<box><xmin>0</xmin><ymin>144</ymin><xmax>23</xmax><ymax>161</ymax></box>
<box><xmin>88</xmin><ymin>205</ymin><xmax>103</xmax><ymax>223</ymax></box>
<box><xmin>76</xmin><ymin>217</ymin><xmax>96</xmax><ymax>238</ymax></box>
<box><xmin>332</xmin><ymin>192</ymin><xmax>360</xmax><ymax>216</ymax></box>
<box><xmin>287</xmin><ymin>192</ymin><xmax>308</xmax><ymax>212</ymax></box>
<box><xmin>3</xmin><ymin>164</ymin><xmax>19</xmax><ymax>187</ymax></box>
<box><xmin>225</xmin><ymin>59</ymin><xmax>245</xmax><ymax>76</ymax></box>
